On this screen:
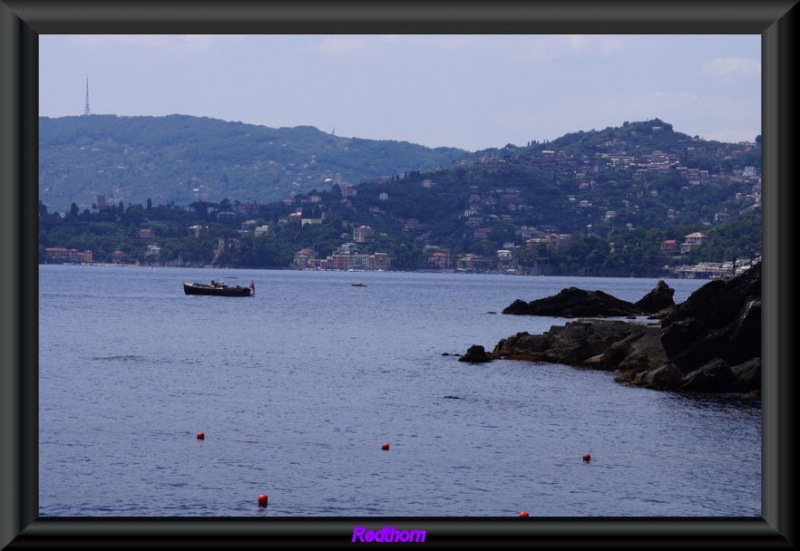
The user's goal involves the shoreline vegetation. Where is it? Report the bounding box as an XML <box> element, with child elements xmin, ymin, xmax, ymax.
<box><xmin>39</xmin><ymin>259</ymin><xmax>750</xmax><ymax>280</ymax></box>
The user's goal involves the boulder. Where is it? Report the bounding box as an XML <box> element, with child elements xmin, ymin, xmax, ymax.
<box><xmin>661</xmin><ymin>262</ymin><xmax>761</xmax><ymax>373</ymax></box>
<box><xmin>458</xmin><ymin>344</ymin><xmax>493</xmax><ymax>363</ymax></box>
<box><xmin>602</xmin><ymin>324</ymin><xmax>667</xmax><ymax>372</ymax></box>
<box><xmin>494</xmin><ymin>332</ymin><xmax>551</xmax><ymax>360</ymax></box>
<box><xmin>730</xmin><ymin>357</ymin><xmax>761</xmax><ymax>393</ymax></box>
<box><xmin>634</xmin><ymin>280</ymin><xmax>675</xmax><ymax>313</ymax></box>
<box><xmin>680</xmin><ymin>358</ymin><xmax>737</xmax><ymax>393</ymax></box>
<box><xmin>639</xmin><ymin>363</ymin><xmax>683</xmax><ymax>390</ymax></box>
<box><xmin>545</xmin><ymin>320</ymin><xmax>646</xmax><ymax>365</ymax></box>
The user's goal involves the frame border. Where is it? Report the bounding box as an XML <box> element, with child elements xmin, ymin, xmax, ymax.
<box><xmin>2</xmin><ymin>1</ymin><xmax>796</xmax><ymax>548</ymax></box>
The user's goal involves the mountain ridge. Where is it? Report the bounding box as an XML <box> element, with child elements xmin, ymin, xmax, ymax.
<box><xmin>38</xmin><ymin>116</ymin><xmax>761</xmax><ymax>275</ymax></box>
<box><xmin>39</xmin><ymin>113</ymin><xmax>468</xmax><ymax>214</ymax></box>
<box><xmin>39</xmin><ymin>114</ymin><xmax>760</xmax><ymax>217</ymax></box>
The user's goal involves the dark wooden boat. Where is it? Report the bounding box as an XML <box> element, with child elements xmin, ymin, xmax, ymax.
<box><xmin>183</xmin><ymin>280</ymin><xmax>254</xmax><ymax>296</ymax></box>
<box><xmin>351</xmin><ymin>283</ymin><xmax>367</xmax><ymax>287</ymax></box>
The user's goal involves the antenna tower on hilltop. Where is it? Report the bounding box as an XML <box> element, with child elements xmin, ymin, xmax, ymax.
<box><xmin>84</xmin><ymin>76</ymin><xmax>90</xmax><ymax>116</ymax></box>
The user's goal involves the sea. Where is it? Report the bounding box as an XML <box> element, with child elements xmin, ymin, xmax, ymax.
<box><xmin>38</xmin><ymin>264</ymin><xmax>762</xmax><ymax>518</ymax></box>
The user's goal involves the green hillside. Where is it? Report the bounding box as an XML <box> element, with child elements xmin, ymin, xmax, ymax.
<box><xmin>39</xmin><ymin>114</ymin><xmax>467</xmax><ymax>214</ymax></box>
<box><xmin>39</xmin><ymin>118</ymin><xmax>761</xmax><ymax>276</ymax></box>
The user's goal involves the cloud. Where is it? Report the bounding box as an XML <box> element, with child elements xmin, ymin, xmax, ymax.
<box><xmin>702</xmin><ymin>57</ymin><xmax>760</xmax><ymax>79</ymax></box>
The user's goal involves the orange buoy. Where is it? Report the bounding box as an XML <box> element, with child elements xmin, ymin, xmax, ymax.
<box><xmin>582</xmin><ymin>453</ymin><xmax>591</xmax><ymax>462</ymax></box>
<box><xmin>519</xmin><ymin>511</ymin><xmax>529</xmax><ymax>517</ymax></box>
<box><xmin>257</xmin><ymin>494</ymin><xmax>268</xmax><ymax>507</ymax></box>
<box><xmin>196</xmin><ymin>432</ymin><xmax>205</xmax><ymax>440</ymax></box>
<box><xmin>381</xmin><ymin>443</ymin><xmax>390</xmax><ymax>451</ymax></box>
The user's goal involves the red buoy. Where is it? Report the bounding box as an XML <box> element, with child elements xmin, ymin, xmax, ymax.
<box><xmin>257</xmin><ymin>494</ymin><xmax>268</xmax><ymax>507</ymax></box>
<box><xmin>196</xmin><ymin>432</ymin><xmax>205</xmax><ymax>440</ymax></box>
<box><xmin>519</xmin><ymin>511</ymin><xmax>529</xmax><ymax>517</ymax></box>
<box><xmin>582</xmin><ymin>453</ymin><xmax>591</xmax><ymax>462</ymax></box>
<box><xmin>381</xmin><ymin>443</ymin><xmax>390</xmax><ymax>451</ymax></box>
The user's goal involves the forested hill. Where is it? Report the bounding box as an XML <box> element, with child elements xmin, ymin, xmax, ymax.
<box><xmin>39</xmin><ymin>117</ymin><xmax>761</xmax><ymax>275</ymax></box>
<box><xmin>39</xmin><ymin>114</ymin><xmax>467</xmax><ymax>214</ymax></box>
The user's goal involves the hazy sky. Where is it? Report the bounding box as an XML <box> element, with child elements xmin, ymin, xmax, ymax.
<box><xmin>39</xmin><ymin>34</ymin><xmax>761</xmax><ymax>152</ymax></box>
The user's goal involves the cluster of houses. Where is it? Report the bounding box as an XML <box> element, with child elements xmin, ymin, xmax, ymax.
<box><xmin>43</xmin><ymin>247</ymin><xmax>94</xmax><ymax>264</ymax></box>
<box><xmin>44</xmin><ymin>224</ymin><xmax>719</xmax><ymax>275</ymax></box>
<box><xmin>670</xmin><ymin>254</ymin><xmax>761</xmax><ymax>279</ymax></box>
<box><xmin>293</xmin><ymin>243</ymin><xmax>391</xmax><ymax>271</ymax></box>
<box><xmin>289</xmin><ymin>222</ymin><xmax>720</xmax><ymax>274</ymax></box>
<box><xmin>660</xmin><ymin>232</ymin><xmax>709</xmax><ymax>256</ymax></box>
<box><xmin>44</xmin><ymin>247</ymin><xmax>127</xmax><ymax>265</ymax></box>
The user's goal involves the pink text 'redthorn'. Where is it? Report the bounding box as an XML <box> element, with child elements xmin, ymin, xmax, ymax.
<box><xmin>352</xmin><ymin>526</ymin><xmax>426</xmax><ymax>543</ymax></box>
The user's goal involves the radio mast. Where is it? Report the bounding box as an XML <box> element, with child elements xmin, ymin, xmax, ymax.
<box><xmin>84</xmin><ymin>76</ymin><xmax>90</xmax><ymax>116</ymax></box>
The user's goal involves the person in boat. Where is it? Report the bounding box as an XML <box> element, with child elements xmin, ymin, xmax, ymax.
<box><xmin>211</xmin><ymin>280</ymin><xmax>217</xmax><ymax>287</ymax></box>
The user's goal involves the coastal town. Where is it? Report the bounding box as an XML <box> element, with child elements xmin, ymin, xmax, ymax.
<box><xmin>40</xmin><ymin>119</ymin><xmax>761</xmax><ymax>279</ymax></box>
<box><xmin>44</xmin><ymin>226</ymin><xmax>759</xmax><ymax>279</ymax></box>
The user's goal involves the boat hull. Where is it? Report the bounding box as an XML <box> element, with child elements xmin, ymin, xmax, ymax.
<box><xmin>183</xmin><ymin>282</ymin><xmax>252</xmax><ymax>296</ymax></box>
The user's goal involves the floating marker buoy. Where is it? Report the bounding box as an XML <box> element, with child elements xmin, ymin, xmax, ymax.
<box><xmin>257</xmin><ymin>494</ymin><xmax>268</xmax><ymax>507</ymax></box>
<box><xmin>381</xmin><ymin>443</ymin><xmax>390</xmax><ymax>451</ymax></box>
<box><xmin>582</xmin><ymin>453</ymin><xmax>591</xmax><ymax>462</ymax></box>
<box><xmin>196</xmin><ymin>432</ymin><xmax>205</xmax><ymax>440</ymax></box>
<box><xmin>519</xmin><ymin>511</ymin><xmax>529</xmax><ymax>518</ymax></box>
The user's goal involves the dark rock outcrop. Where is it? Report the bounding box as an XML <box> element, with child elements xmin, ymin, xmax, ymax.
<box><xmin>502</xmin><ymin>280</ymin><xmax>676</xmax><ymax>318</ymax></box>
<box><xmin>680</xmin><ymin>358</ymin><xmax>737</xmax><ymax>393</ymax></box>
<box><xmin>634</xmin><ymin>280</ymin><xmax>675</xmax><ymax>313</ymax></box>
<box><xmin>458</xmin><ymin>344</ymin><xmax>493</xmax><ymax>363</ymax></box>
<box><xmin>660</xmin><ymin>262</ymin><xmax>761</xmax><ymax>373</ymax></box>
<box><xmin>502</xmin><ymin>287</ymin><xmax>643</xmax><ymax>317</ymax></box>
<box><xmin>730</xmin><ymin>357</ymin><xmax>762</xmax><ymax>393</ymax></box>
<box><xmin>494</xmin><ymin>319</ymin><xmax>655</xmax><ymax>367</ymax></box>
<box><xmin>477</xmin><ymin>263</ymin><xmax>761</xmax><ymax>395</ymax></box>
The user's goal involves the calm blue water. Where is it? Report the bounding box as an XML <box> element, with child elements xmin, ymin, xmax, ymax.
<box><xmin>38</xmin><ymin>265</ymin><xmax>761</xmax><ymax>517</ymax></box>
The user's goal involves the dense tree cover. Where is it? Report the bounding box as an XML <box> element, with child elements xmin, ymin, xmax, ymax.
<box><xmin>39</xmin><ymin>114</ymin><xmax>467</xmax><ymax>215</ymax></box>
<box><xmin>39</xmin><ymin>118</ymin><xmax>761</xmax><ymax>275</ymax></box>
<box><xmin>39</xmin><ymin>180</ymin><xmax>761</xmax><ymax>276</ymax></box>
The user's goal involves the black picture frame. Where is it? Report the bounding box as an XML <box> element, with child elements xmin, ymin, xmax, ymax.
<box><xmin>2</xmin><ymin>1</ymin><xmax>795</xmax><ymax>548</ymax></box>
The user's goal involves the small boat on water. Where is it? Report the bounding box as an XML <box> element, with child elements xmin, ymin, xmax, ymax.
<box><xmin>183</xmin><ymin>280</ymin><xmax>254</xmax><ymax>297</ymax></box>
<box><xmin>351</xmin><ymin>283</ymin><xmax>367</xmax><ymax>287</ymax></box>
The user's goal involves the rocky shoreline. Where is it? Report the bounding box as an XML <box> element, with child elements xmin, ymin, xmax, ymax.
<box><xmin>459</xmin><ymin>262</ymin><xmax>761</xmax><ymax>397</ymax></box>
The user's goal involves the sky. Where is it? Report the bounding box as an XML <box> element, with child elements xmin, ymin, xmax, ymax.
<box><xmin>39</xmin><ymin>34</ymin><xmax>761</xmax><ymax>152</ymax></box>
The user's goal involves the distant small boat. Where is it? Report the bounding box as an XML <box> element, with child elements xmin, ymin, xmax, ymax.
<box><xmin>184</xmin><ymin>280</ymin><xmax>254</xmax><ymax>296</ymax></box>
<box><xmin>351</xmin><ymin>283</ymin><xmax>367</xmax><ymax>287</ymax></box>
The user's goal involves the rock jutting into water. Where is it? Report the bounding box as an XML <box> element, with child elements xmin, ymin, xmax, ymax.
<box><xmin>458</xmin><ymin>344</ymin><xmax>494</xmax><ymax>363</ymax></box>
<box><xmin>500</xmin><ymin>279</ymin><xmax>676</xmax><ymax>318</ymax></box>
<box><xmin>470</xmin><ymin>263</ymin><xmax>761</xmax><ymax>395</ymax></box>
<box><xmin>634</xmin><ymin>279</ymin><xmax>676</xmax><ymax>314</ymax></box>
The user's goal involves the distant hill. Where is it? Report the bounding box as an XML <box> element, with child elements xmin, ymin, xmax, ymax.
<box><xmin>38</xmin><ymin>118</ymin><xmax>761</xmax><ymax>275</ymax></box>
<box><xmin>39</xmin><ymin>114</ymin><xmax>467</xmax><ymax>214</ymax></box>
<box><xmin>331</xmin><ymin>118</ymin><xmax>761</xmax><ymax>236</ymax></box>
